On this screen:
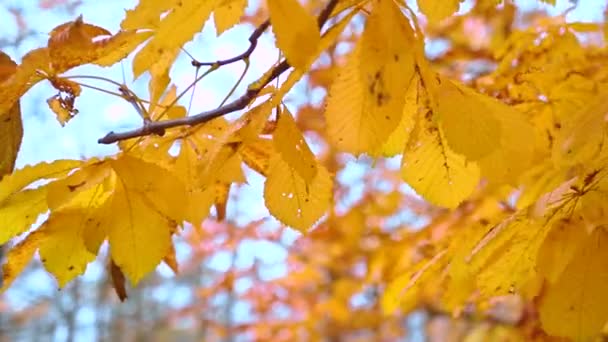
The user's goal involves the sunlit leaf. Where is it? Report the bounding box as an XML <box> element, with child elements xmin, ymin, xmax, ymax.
<box><xmin>268</xmin><ymin>0</ymin><xmax>320</xmax><ymax>70</ymax></box>
<box><xmin>264</xmin><ymin>154</ymin><xmax>332</xmax><ymax>232</ymax></box>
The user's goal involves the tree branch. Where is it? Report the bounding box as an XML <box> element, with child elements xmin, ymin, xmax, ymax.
<box><xmin>191</xmin><ymin>20</ymin><xmax>270</xmax><ymax>68</ymax></box>
<box><xmin>98</xmin><ymin>0</ymin><xmax>340</xmax><ymax>144</ymax></box>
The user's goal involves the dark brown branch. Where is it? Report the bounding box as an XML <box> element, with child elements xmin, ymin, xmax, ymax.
<box><xmin>98</xmin><ymin>0</ymin><xmax>339</xmax><ymax>145</ymax></box>
<box><xmin>191</xmin><ymin>20</ymin><xmax>271</xmax><ymax>68</ymax></box>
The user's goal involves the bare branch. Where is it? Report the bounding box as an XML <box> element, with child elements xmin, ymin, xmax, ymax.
<box><xmin>98</xmin><ymin>0</ymin><xmax>340</xmax><ymax>145</ymax></box>
<box><xmin>191</xmin><ymin>20</ymin><xmax>271</xmax><ymax>68</ymax></box>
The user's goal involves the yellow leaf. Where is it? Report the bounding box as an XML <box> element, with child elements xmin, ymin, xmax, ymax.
<box><xmin>106</xmin><ymin>180</ymin><xmax>174</xmax><ymax>285</ymax></box>
<box><xmin>46</xmin><ymin>96</ymin><xmax>73</xmax><ymax>126</ymax></box>
<box><xmin>130</xmin><ymin>0</ymin><xmax>218</xmax><ymax>78</ymax></box>
<box><xmin>214</xmin><ymin>0</ymin><xmax>247</xmax><ymax>35</ymax></box>
<box><xmin>268</xmin><ymin>0</ymin><xmax>320</xmax><ymax>70</ymax></box>
<box><xmin>149</xmin><ymin>85</ymin><xmax>187</xmax><ymax>121</ymax></box>
<box><xmin>326</xmin><ymin>0</ymin><xmax>415</xmax><ymax>154</ymax></box>
<box><xmin>536</xmin><ymin>217</ymin><xmax>587</xmax><ymax>284</ymax></box>
<box><xmin>552</xmin><ymin>90</ymin><xmax>608</xmax><ymax>167</ymax></box>
<box><xmin>0</xmin><ymin>103</ymin><xmax>22</xmax><ymax>178</ymax></box>
<box><xmin>477</xmin><ymin>107</ymin><xmax>535</xmax><ymax>185</ymax></box>
<box><xmin>0</xmin><ymin>160</ymin><xmax>81</xmax><ymax>202</ymax></box>
<box><xmin>147</xmin><ymin>49</ymin><xmax>178</xmax><ymax>113</ymax></box>
<box><xmin>239</xmin><ymin>138</ymin><xmax>274</xmax><ymax>177</ymax></box>
<box><xmin>374</xmin><ymin>77</ymin><xmax>418</xmax><ymax>157</ymax></box>
<box><xmin>93</xmin><ymin>30</ymin><xmax>153</xmax><ymax>67</ymax></box>
<box><xmin>444</xmin><ymin>222</ymin><xmax>493</xmax><ymax>312</ymax></box>
<box><xmin>273</xmin><ymin>107</ymin><xmax>317</xmax><ymax>184</ymax></box>
<box><xmin>472</xmin><ymin>219</ymin><xmax>549</xmax><ymax>298</ymax></box>
<box><xmin>434</xmin><ymin>77</ymin><xmax>502</xmax><ymax>160</ymax></box>
<box><xmin>264</xmin><ymin>154</ymin><xmax>332</xmax><ymax>232</ymax></box>
<box><xmin>0</xmin><ymin>231</ymin><xmax>44</xmax><ymax>292</ymax></box>
<box><xmin>0</xmin><ymin>52</ymin><xmax>22</xmax><ymax>178</ymax></box>
<box><xmin>381</xmin><ymin>250</ymin><xmax>447</xmax><ymax>315</ymax></box>
<box><xmin>0</xmin><ymin>48</ymin><xmax>51</xmax><ymax>114</ymax></box>
<box><xmin>401</xmin><ymin>114</ymin><xmax>480</xmax><ymax>208</ymax></box>
<box><xmin>417</xmin><ymin>0</ymin><xmax>461</xmax><ymax>24</ymax></box>
<box><xmin>0</xmin><ymin>187</ymin><xmax>48</xmax><ymax>244</ymax></box>
<box><xmin>213</xmin><ymin>149</ymin><xmax>246</xmax><ymax>184</ymax></box>
<box><xmin>539</xmin><ymin>228</ymin><xmax>608</xmax><ymax>341</ymax></box>
<box><xmin>110</xmin><ymin>154</ymin><xmax>187</xmax><ymax>222</ymax></box>
<box><xmin>268</xmin><ymin>7</ymin><xmax>358</xmax><ymax>107</ymax></box>
<box><xmin>174</xmin><ymin>139</ymin><xmax>215</xmax><ymax>226</ymax></box>
<box><xmin>121</xmin><ymin>0</ymin><xmax>174</xmax><ymax>29</ymax></box>
<box><xmin>46</xmin><ymin>160</ymin><xmax>112</xmax><ymax>210</ymax></box>
<box><xmin>38</xmin><ymin>211</ymin><xmax>97</xmax><ymax>287</ymax></box>
<box><xmin>105</xmin><ymin>154</ymin><xmax>186</xmax><ymax>284</ymax></box>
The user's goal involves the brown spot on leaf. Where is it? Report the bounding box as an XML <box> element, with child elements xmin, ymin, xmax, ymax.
<box><xmin>67</xmin><ymin>180</ymin><xmax>86</xmax><ymax>192</ymax></box>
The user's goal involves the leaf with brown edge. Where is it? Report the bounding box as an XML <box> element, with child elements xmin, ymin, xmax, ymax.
<box><xmin>0</xmin><ymin>52</ymin><xmax>22</xmax><ymax>177</ymax></box>
<box><xmin>47</xmin><ymin>16</ymin><xmax>148</xmax><ymax>74</ymax></box>
<box><xmin>0</xmin><ymin>48</ymin><xmax>52</xmax><ymax>115</ymax></box>
<box><xmin>48</xmin><ymin>15</ymin><xmax>112</xmax><ymax>72</ymax></box>
<box><xmin>0</xmin><ymin>103</ymin><xmax>22</xmax><ymax>177</ymax></box>
<box><xmin>163</xmin><ymin>242</ymin><xmax>179</xmax><ymax>274</ymax></box>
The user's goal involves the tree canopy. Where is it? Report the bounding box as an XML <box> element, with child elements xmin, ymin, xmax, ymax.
<box><xmin>2</xmin><ymin>0</ymin><xmax>608</xmax><ymax>340</ymax></box>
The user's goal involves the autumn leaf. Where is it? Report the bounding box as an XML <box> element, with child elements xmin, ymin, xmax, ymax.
<box><xmin>417</xmin><ymin>0</ymin><xmax>461</xmax><ymax>24</ymax></box>
<box><xmin>273</xmin><ymin>107</ymin><xmax>317</xmax><ymax>184</ymax></box>
<box><xmin>0</xmin><ymin>160</ymin><xmax>82</xmax><ymax>244</ymax></box>
<box><xmin>433</xmin><ymin>76</ymin><xmax>502</xmax><ymax>160</ymax></box>
<box><xmin>38</xmin><ymin>210</ymin><xmax>97</xmax><ymax>287</ymax></box>
<box><xmin>46</xmin><ymin>160</ymin><xmax>112</xmax><ymax>210</ymax></box>
<box><xmin>214</xmin><ymin>0</ymin><xmax>247</xmax><ymax>35</ymax></box>
<box><xmin>0</xmin><ymin>231</ymin><xmax>44</xmax><ymax>293</ymax></box>
<box><xmin>382</xmin><ymin>250</ymin><xmax>447</xmax><ymax>315</ymax></box>
<box><xmin>0</xmin><ymin>52</ymin><xmax>22</xmax><ymax>178</ymax></box>
<box><xmin>539</xmin><ymin>228</ymin><xmax>608</xmax><ymax>341</ymax></box>
<box><xmin>268</xmin><ymin>0</ymin><xmax>320</xmax><ymax>70</ymax></box>
<box><xmin>264</xmin><ymin>154</ymin><xmax>332</xmax><ymax>232</ymax></box>
<box><xmin>401</xmin><ymin>112</ymin><xmax>480</xmax><ymax>208</ymax></box>
<box><xmin>104</xmin><ymin>154</ymin><xmax>187</xmax><ymax>284</ymax></box>
<box><xmin>326</xmin><ymin>0</ymin><xmax>415</xmax><ymax>154</ymax></box>
<box><xmin>127</xmin><ymin>0</ymin><xmax>218</xmax><ymax>78</ymax></box>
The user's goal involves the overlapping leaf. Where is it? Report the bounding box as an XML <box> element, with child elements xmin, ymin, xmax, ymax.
<box><xmin>326</xmin><ymin>0</ymin><xmax>415</xmax><ymax>155</ymax></box>
<box><xmin>401</xmin><ymin>112</ymin><xmax>480</xmax><ymax>208</ymax></box>
<box><xmin>0</xmin><ymin>52</ymin><xmax>22</xmax><ymax>177</ymax></box>
<box><xmin>268</xmin><ymin>0</ymin><xmax>320</xmax><ymax>70</ymax></box>
<box><xmin>540</xmin><ymin>228</ymin><xmax>608</xmax><ymax>341</ymax></box>
<box><xmin>264</xmin><ymin>154</ymin><xmax>332</xmax><ymax>232</ymax></box>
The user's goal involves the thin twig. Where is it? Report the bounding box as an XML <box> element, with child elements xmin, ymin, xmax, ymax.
<box><xmin>98</xmin><ymin>0</ymin><xmax>340</xmax><ymax>144</ymax></box>
<box><xmin>191</xmin><ymin>20</ymin><xmax>271</xmax><ymax>68</ymax></box>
